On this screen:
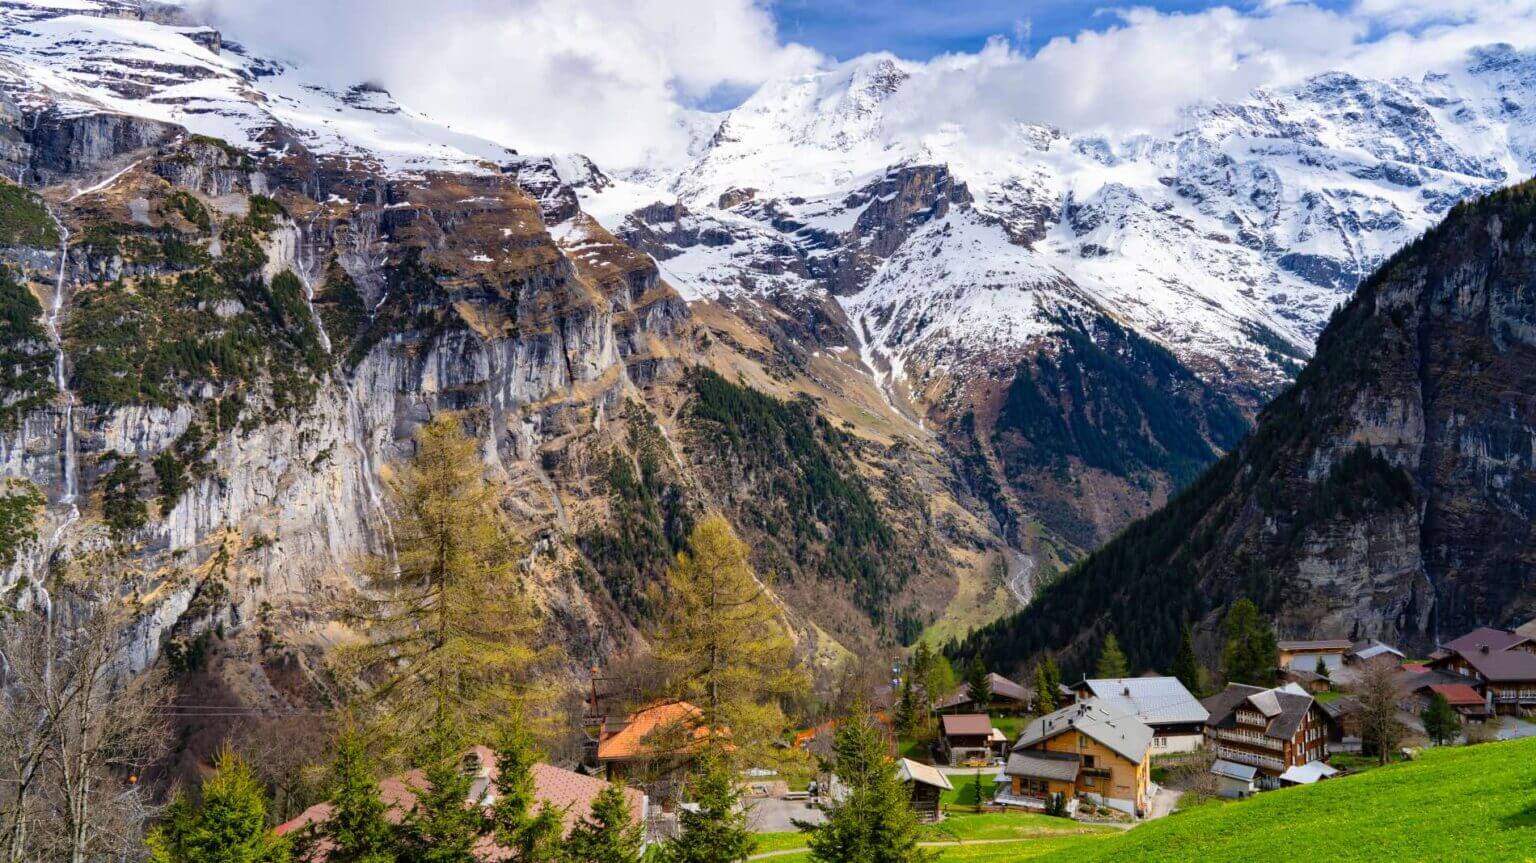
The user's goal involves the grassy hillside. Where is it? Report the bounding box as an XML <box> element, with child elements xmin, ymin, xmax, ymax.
<box><xmin>1039</xmin><ymin>738</ymin><xmax>1536</xmax><ymax>862</ymax></box>
<box><xmin>752</xmin><ymin>740</ymin><xmax>1534</xmax><ymax>862</ymax></box>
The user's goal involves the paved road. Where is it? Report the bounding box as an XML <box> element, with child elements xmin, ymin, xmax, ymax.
<box><xmin>1494</xmin><ymin>715</ymin><xmax>1536</xmax><ymax>741</ymax></box>
<box><xmin>746</xmin><ymin>797</ymin><xmax>824</xmax><ymax>833</ymax></box>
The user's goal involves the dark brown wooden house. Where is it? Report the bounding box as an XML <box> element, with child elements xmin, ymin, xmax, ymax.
<box><xmin>1202</xmin><ymin>683</ymin><xmax>1329</xmax><ymax>781</ymax></box>
<box><xmin>939</xmin><ymin>713</ymin><xmax>995</xmax><ymax>765</ymax></box>
<box><xmin>895</xmin><ymin>758</ymin><xmax>952</xmax><ymax>822</ymax></box>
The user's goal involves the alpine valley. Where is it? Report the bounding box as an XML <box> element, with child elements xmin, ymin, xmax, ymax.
<box><xmin>5</xmin><ymin>0</ymin><xmax>1536</xmax><ymax>728</ymax></box>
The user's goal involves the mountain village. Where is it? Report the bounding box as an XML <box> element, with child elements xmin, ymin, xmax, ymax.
<box><xmin>1</xmin><ymin>1</ymin><xmax>1536</xmax><ymax>861</ymax></box>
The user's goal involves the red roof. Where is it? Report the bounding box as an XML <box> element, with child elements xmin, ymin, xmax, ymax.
<box><xmin>1427</xmin><ymin>683</ymin><xmax>1485</xmax><ymax>707</ymax></box>
<box><xmin>1400</xmin><ymin>663</ymin><xmax>1431</xmax><ymax>674</ymax></box>
<box><xmin>276</xmin><ymin>746</ymin><xmax>644</xmax><ymax>860</ymax></box>
<box><xmin>940</xmin><ymin>713</ymin><xmax>993</xmax><ymax>737</ymax></box>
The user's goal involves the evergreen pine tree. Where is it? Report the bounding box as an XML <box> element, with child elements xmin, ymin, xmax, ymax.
<box><xmin>320</xmin><ymin>730</ymin><xmax>397</xmax><ymax>863</ymax></box>
<box><xmin>804</xmin><ymin>707</ymin><xmax>933</xmax><ymax>863</ymax></box>
<box><xmin>1095</xmin><ymin>633</ymin><xmax>1129</xmax><ymax>679</ymax></box>
<box><xmin>894</xmin><ymin>674</ymin><xmax>919</xmax><ymax>736</ymax></box>
<box><xmin>147</xmin><ymin>749</ymin><xmax>290</xmax><ymax>863</ymax></box>
<box><xmin>396</xmin><ymin>731</ymin><xmax>483</xmax><ymax>863</ymax></box>
<box><xmin>1033</xmin><ymin>663</ymin><xmax>1056</xmax><ymax>713</ymax></box>
<box><xmin>1315</xmin><ymin>655</ymin><xmax>1330</xmax><ymax>679</ymax></box>
<box><xmin>964</xmin><ymin>655</ymin><xmax>992</xmax><ymax>709</ymax></box>
<box><xmin>911</xmin><ymin>641</ymin><xmax>935</xmax><ymax>714</ymax></box>
<box><xmin>660</xmin><ymin>749</ymin><xmax>752</xmax><ymax>863</ymax></box>
<box><xmin>911</xmin><ymin>642</ymin><xmax>954</xmax><ymax>715</ymax></box>
<box><xmin>1421</xmin><ymin>692</ymin><xmax>1460</xmax><ymax>746</ymax></box>
<box><xmin>1042</xmin><ymin>655</ymin><xmax>1061</xmax><ymax>703</ymax></box>
<box><xmin>491</xmin><ymin>721</ymin><xmax>566</xmax><ymax>863</ymax></box>
<box><xmin>566</xmin><ymin>783</ymin><xmax>643</xmax><ymax>863</ymax></box>
<box><xmin>1172</xmin><ymin>626</ymin><xmax>1202</xmax><ymax>696</ymax></box>
<box><xmin>1221</xmin><ymin>599</ymin><xmax>1278</xmax><ymax>687</ymax></box>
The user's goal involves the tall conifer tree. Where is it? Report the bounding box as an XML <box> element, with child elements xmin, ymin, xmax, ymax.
<box><xmin>1172</xmin><ymin>626</ymin><xmax>1202</xmax><ymax>696</ymax></box>
<box><xmin>338</xmin><ymin>413</ymin><xmax>551</xmax><ymax>745</ymax></box>
<box><xmin>649</xmin><ymin>515</ymin><xmax>807</xmax><ymax>758</ymax></box>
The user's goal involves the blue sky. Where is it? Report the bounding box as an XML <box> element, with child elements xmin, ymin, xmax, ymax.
<box><xmin>771</xmin><ymin>0</ymin><xmax>1352</xmax><ymax>60</ymax></box>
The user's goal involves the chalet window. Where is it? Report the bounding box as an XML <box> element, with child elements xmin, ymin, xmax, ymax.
<box><xmin>1082</xmin><ymin>755</ymin><xmax>1095</xmax><ymax>768</ymax></box>
<box><xmin>1084</xmin><ymin>775</ymin><xmax>1096</xmax><ymax>787</ymax></box>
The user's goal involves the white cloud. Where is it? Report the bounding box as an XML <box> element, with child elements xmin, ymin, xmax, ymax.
<box><xmin>884</xmin><ymin>1</ymin><xmax>1536</xmax><ymax>145</ymax></box>
<box><xmin>191</xmin><ymin>0</ymin><xmax>1536</xmax><ymax>170</ymax></box>
<box><xmin>193</xmin><ymin>0</ymin><xmax>819</xmax><ymax>170</ymax></box>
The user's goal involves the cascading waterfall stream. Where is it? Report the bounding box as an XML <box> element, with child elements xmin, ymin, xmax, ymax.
<box><xmin>290</xmin><ymin>221</ymin><xmax>397</xmax><ymax>563</ymax></box>
<box><xmin>49</xmin><ymin>225</ymin><xmax>77</xmax><ymax>508</ymax></box>
<box><xmin>25</xmin><ymin>214</ymin><xmax>80</xmax><ymax>619</ymax></box>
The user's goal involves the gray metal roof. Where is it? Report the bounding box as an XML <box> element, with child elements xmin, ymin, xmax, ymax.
<box><xmin>1210</xmin><ymin>759</ymin><xmax>1258</xmax><ymax>782</ymax></box>
<box><xmin>1078</xmin><ymin>676</ymin><xmax>1209</xmax><ymax>726</ymax></box>
<box><xmin>1005</xmin><ymin>750</ymin><xmax>1081</xmax><ymax>782</ymax></box>
<box><xmin>1349</xmin><ymin>640</ymin><xmax>1404</xmax><ymax>661</ymax></box>
<box><xmin>1013</xmin><ymin>699</ymin><xmax>1153</xmax><ymax>765</ymax></box>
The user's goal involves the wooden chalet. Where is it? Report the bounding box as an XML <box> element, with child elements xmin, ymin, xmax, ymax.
<box><xmin>934</xmin><ymin>673</ymin><xmax>1033</xmax><ymax>715</ymax></box>
<box><xmin>596</xmin><ymin>701</ymin><xmax>724</xmax><ymax>781</ymax></box>
<box><xmin>1202</xmin><ymin>683</ymin><xmax>1329</xmax><ymax>781</ymax></box>
<box><xmin>1429</xmin><ymin>627</ymin><xmax>1536</xmax><ymax>715</ymax></box>
<box><xmin>1068</xmin><ymin>676</ymin><xmax>1208</xmax><ymax>753</ymax></box>
<box><xmin>939</xmin><ymin>713</ymin><xmax>995</xmax><ymax>765</ymax></box>
<box><xmin>1277</xmin><ymin>639</ymin><xmax>1353</xmax><ymax>675</ymax></box>
<box><xmin>895</xmin><ymin>758</ymin><xmax>952</xmax><ymax>822</ymax></box>
<box><xmin>999</xmin><ymin>699</ymin><xmax>1152</xmax><ymax>817</ymax></box>
<box><xmin>1411</xmin><ymin>682</ymin><xmax>1491</xmax><ymax>723</ymax></box>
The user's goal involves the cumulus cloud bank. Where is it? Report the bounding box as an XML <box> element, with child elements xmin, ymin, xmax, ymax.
<box><xmin>194</xmin><ymin>0</ymin><xmax>820</xmax><ymax>169</ymax></box>
<box><xmin>194</xmin><ymin>0</ymin><xmax>1536</xmax><ymax>170</ymax></box>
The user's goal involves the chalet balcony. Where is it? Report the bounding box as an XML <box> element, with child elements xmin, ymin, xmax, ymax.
<box><xmin>1213</xmin><ymin>745</ymin><xmax>1286</xmax><ymax>772</ymax></box>
<box><xmin>1209</xmin><ymin>728</ymin><xmax>1284</xmax><ymax>752</ymax></box>
<box><xmin>993</xmin><ymin>790</ymin><xmax>1078</xmax><ymax>816</ymax></box>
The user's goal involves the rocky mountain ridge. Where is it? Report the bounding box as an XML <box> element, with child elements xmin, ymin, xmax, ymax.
<box><xmin>584</xmin><ymin>45</ymin><xmax>1536</xmax><ymax>556</ymax></box>
<box><xmin>0</xmin><ymin>0</ymin><xmax>997</xmax><ymax>735</ymax></box>
<box><xmin>7</xmin><ymin>0</ymin><xmax>1536</xmax><ymax>712</ymax></box>
<box><xmin>961</xmin><ymin>180</ymin><xmax>1536</xmax><ymax>676</ymax></box>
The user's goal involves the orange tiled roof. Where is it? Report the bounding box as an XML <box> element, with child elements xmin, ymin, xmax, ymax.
<box><xmin>275</xmin><ymin>745</ymin><xmax>644</xmax><ymax>860</ymax></box>
<box><xmin>597</xmin><ymin>701</ymin><xmax>723</xmax><ymax>761</ymax></box>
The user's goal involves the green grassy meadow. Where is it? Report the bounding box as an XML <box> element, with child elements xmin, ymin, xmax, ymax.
<box><xmin>1038</xmin><ymin>737</ymin><xmax>1536</xmax><ymax>862</ymax></box>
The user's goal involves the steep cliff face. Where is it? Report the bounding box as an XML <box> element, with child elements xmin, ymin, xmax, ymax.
<box><xmin>963</xmin><ymin>181</ymin><xmax>1536</xmax><ymax>675</ymax></box>
<box><xmin>0</xmin><ymin>0</ymin><xmax>1013</xmax><ymax>730</ymax></box>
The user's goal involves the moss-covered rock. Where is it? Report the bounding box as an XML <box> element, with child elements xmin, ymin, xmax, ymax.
<box><xmin>0</xmin><ymin>478</ymin><xmax>43</xmax><ymax>568</ymax></box>
<box><xmin>0</xmin><ymin>181</ymin><xmax>60</xmax><ymax>248</ymax></box>
<box><xmin>0</xmin><ymin>267</ymin><xmax>57</xmax><ymax>430</ymax></box>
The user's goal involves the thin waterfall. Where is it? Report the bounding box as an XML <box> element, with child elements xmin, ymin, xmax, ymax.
<box><xmin>291</xmin><ymin>220</ymin><xmax>397</xmax><ymax>563</ymax></box>
<box><xmin>48</xmin><ymin>223</ymin><xmax>77</xmax><ymax>506</ymax></box>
